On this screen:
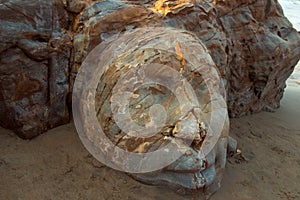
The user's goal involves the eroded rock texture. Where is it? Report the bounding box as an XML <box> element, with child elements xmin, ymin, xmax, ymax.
<box><xmin>71</xmin><ymin>26</ymin><xmax>231</xmax><ymax>198</ymax></box>
<box><xmin>216</xmin><ymin>0</ymin><xmax>300</xmax><ymax>116</ymax></box>
<box><xmin>0</xmin><ymin>0</ymin><xmax>72</xmax><ymax>138</ymax></box>
<box><xmin>72</xmin><ymin>0</ymin><xmax>300</xmax><ymax>118</ymax></box>
<box><xmin>0</xmin><ymin>0</ymin><xmax>299</xmax><ymax>198</ymax></box>
<box><xmin>0</xmin><ymin>0</ymin><xmax>299</xmax><ymax>136</ymax></box>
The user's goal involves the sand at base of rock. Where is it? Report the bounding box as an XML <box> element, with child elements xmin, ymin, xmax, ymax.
<box><xmin>1</xmin><ymin>81</ymin><xmax>300</xmax><ymax>199</ymax></box>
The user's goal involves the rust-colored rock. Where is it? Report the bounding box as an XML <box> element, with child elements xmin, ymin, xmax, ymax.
<box><xmin>0</xmin><ymin>0</ymin><xmax>299</xmax><ymax>198</ymax></box>
<box><xmin>1</xmin><ymin>0</ymin><xmax>299</xmax><ymax>138</ymax></box>
<box><xmin>72</xmin><ymin>0</ymin><xmax>300</xmax><ymax>117</ymax></box>
<box><xmin>73</xmin><ymin>26</ymin><xmax>230</xmax><ymax>197</ymax></box>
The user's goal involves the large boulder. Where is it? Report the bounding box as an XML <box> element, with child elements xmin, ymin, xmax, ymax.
<box><xmin>1</xmin><ymin>0</ymin><xmax>299</xmax><ymax>138</ymax></box>
<box><xmin>69</xmin><ymin>0</ymin><xmax>298</xmax><ymax>197</ymax></box>
<box><xmin>216</xmin><ymin>0</ymin><xmax>300</xmax><ymax>116</ymax></box>
<box><xmin>72</xmin><ymin>0</ymin><xmax>300</xmax><ymax>117</ymax></box>
<box><xmin>0</xmin><ymin>0</ymin><xmax>299</xmax><ymax>198</ymax></box>
<box><xmin>73</xmin><ymin>26</ymin><xmax>230</xmax><ymax>197</ymax></box>
<box><xmin>0</xmin><ymin>0</ymin><xmax>72</xmax><ymax>138</ymax></box>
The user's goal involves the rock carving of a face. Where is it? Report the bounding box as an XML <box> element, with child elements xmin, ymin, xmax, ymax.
<box><xmin>73</xmin><ymin>27</ymin><xmax>233</xmax><ymax>198</ymax></box>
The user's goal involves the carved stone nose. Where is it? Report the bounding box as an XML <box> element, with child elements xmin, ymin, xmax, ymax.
<box><xmin>164</xmin><ymin>148</ymin><xmax>207</xmax><ymax>172</ymax></box>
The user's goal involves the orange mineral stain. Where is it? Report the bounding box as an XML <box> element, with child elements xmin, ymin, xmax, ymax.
<box><xmin>176</xmin><ymin>43</ymin><xmax>185</xmax><ymax>72</ymax></box>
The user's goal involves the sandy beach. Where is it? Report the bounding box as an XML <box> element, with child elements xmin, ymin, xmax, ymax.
<box><xmin>1</xmin><ymin>56</ymin><xmax>299</xmax><ymax>200</ymax></box>
<box><xmin>1</xmin><ymin>69</ymin><xmax>299</xmax><ymax>200</ymax></box>
<box><xmin>1</xmin><ymin>1</ymin><xmax>300</xmax><ymax>200</ymax></box>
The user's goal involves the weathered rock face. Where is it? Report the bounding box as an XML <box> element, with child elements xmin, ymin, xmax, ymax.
<box><xmin>0</xmin><ymin>0</ymin><xmax>72</xmax><ymax>138</ymax></box>
<box><xmin>72</xmin><ymin>0</ymin><xmax>300</xmax><ymax>118</ymax></box>
<box><xmin>216</xmin><ymin>0</ymin><xmax>300</xmax><ymax>116</ymax></box>
<box><xmin>73</xmin><ymin>26</ymin><xmax>230</xmax><ymax>197</ymax></box>
<box><xmin>0</xmin><ymin>0</ymin><xmax>299</xmax><ymax>198</ymax></box>
<box><xmin>1</xmin><ymin>0</ymin><xmax>299</xmax><ymax>138</ymax></box>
